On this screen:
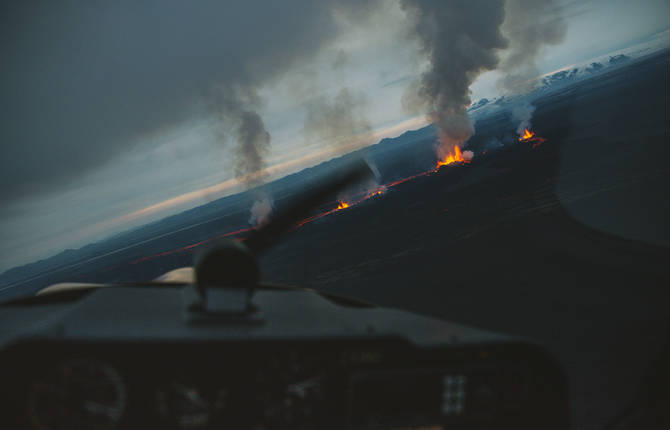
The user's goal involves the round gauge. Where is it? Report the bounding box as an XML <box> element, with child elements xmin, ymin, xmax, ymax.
<box><xmin>27</xmin><ymin>359</ymin><xmax>126</xmax><ymax>430</ymax></box>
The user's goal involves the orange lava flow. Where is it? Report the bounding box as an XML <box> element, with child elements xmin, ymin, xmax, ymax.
<box><xmin>130</xmin><ymin>226</ymin><xmax>254</xmax><ymax>264</ymax></box>
<box><xmin>519</xmin><ymin>128</ymin><xmax>535</xmax><ymax>141</ymax></box>
<box><xmin>518</xmin><ymin>128</ymin><xmax>547</xmax><ymax>148</ymax></box>
<box><xmin>295</xmin><ymin>190</ymin><xmax>384</xmax><ymax>229</ymax></box>
<box><xmin>435</xmin><ymin>145</ymin><xmax>470</xmax><ymax>170</ymax></box>
<box><xmin>132</xmin><ymin>144</ymin><xmax>483</xmax><ymax>264</ymax></box>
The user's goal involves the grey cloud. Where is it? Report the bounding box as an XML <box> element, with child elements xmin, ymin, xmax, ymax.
<box><xmin>331</xmin><ymin>49</ymin><xmax>350</xmax><ymax>70</ymax></box>
<box><xmin>0</xmin><ymin>0</ymin><xmax>374</xmax><ymax>206</ymax></box>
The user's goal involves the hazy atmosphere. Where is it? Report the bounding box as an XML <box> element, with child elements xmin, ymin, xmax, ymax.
<box><xmin>2</xmin><ymin>0</ymin><xmax>668</xmax><ymax>271</ymax></box>
<box><xmin>2</xmin><ymin>2</ymin><xmax>670</xmax><ymax>428</ymax></box>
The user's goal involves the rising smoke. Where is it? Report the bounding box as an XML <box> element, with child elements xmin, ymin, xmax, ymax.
<box><xmin>221</xmin><ymin>97</ymin><xmax>273</xmax><ymax>227</ymax></box>
<box><xmin>511</xmin><ymin>101</ymin><xmax>536</xmax><ymax>136</ymax></box>
<box><xmin>3</xmin><ymin>1</ymin><xmax>569</xmax><ymax>225</ymax></box>
<box><xmin>498</xmin><ymin>0</ymin><xmax>567</xmax><ymax>136</ymax></box>
<box><xmin>211</xmin><ymin>86</ymin><xmax>270</xmax><ymax>187</ymax></box>
<box><xmin>400</xmin><ymin>0</ymin><xmax>568</xmax><ymax>150</ymax></box>
<box><xmin>400</xmin><ymin>0</ymin><xmax>508</xmax><ymax>154</ymax></box>
<box><xmin>498</xmin><ymin>0</ymin><xmax>568</xmax><ymax>94</ymax></box>
<box><xmin>209</xmin><ymin>82</ymin><xmax>273</xmax><ymax>227</ymax></box>
<box><xmin>302</xmin><ymin>88</ymin><xmax>373</xmax><ymax>149</ymax></box>
<box><xmin>306</xmin><ymin>86</ymin><xmax>387</xmax><ymax>201</ymax></box>
<box><xmin>248</xmin><ymin>195</ymin><xmax>274</xmax><ymax>227</ymax></box>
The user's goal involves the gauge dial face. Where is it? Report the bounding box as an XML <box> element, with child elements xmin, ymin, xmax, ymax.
<box><xmin>28</xmin><ymin>359</ymin><xmax>126</xmax><ymax>430</ymax></box>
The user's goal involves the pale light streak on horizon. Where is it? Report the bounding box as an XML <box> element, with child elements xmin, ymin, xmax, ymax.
<box><xmin>100</xmin><ymin>115</ymin><xmax>429</xmax><ymax>231</ymax></box>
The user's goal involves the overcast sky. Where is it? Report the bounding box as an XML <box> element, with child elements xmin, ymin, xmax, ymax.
<box><xmin>1</xmin><ymin>0</ymin><xmax>669</xmax><ymax>271</ymax></box>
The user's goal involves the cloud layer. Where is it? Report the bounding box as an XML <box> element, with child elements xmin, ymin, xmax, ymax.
<box><xmin>0</xmin><ymin>0</ymin><xmax>373</xmax><ymax>204</ymax></box>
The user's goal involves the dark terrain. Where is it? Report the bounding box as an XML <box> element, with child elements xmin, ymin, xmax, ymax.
<box><xmin>2</xmin><ymin>50</ymin><xmax>670</xmax><ymax>429</ymax></box>
<box><xmin>261</xmin><ymin>51</ymin><xmax>670</xmax><ymax>429</ymax></box>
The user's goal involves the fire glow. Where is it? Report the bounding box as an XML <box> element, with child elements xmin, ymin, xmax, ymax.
<box><xmin>435</xmin><ymin>145</ymin><xmax>471</xmax><ymax>170</ymax></box>
<box><xmin>132</xmin><ymin>153</ymin><xmax>469</xmax><ymax>264</ymax></box>
<box><xmin>520</xmin><ymin>129</ymin><xmax>534</xmax><ymax>140</ymax></box>
<box><xmin>133</xmin><ymin>129</ymin><xmax>547</xmax><ymax>265</ymax></box>
<box><xmin>294</xmin><ymin>188</ymin><xmax>386</xmax><ymax>229</ymax></box>
<box><xmin>518</xmin><ymin>128</ymin><xmax>547</xmax><ymax>148</ymax></box>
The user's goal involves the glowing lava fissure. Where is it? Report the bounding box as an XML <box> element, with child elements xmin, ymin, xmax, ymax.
<box><xmin>294</xmin><ymin>187</ymin><xmax>386</xmax><ymax>229</ymax></box>
<box><xmin>130</xmin><ymin>226</ymin><xmax>254</xmax><ymax>264</ymax></box>
<box><xmin>518</xmin><ymin>128</ymin><xmax>547</xmax><ymax>148</ymax></box>
<box><xmin>435</xmin><ymin>145</ymin><xmax>471</xmax><ymax>170</ymax></box>
<box><xmin>133</xmin><ymin>140</ymin><xmax>496</xmax><ymax>264</ymax></box>
<box><xmin>132</xmin><ymin>161</ymin><xmax>463</xmax><ymax>264</ymax></box>
<box><xmin>520</xmin><ymin>128</ymin><xmax>534</xmax><ymax>140</ymax></box>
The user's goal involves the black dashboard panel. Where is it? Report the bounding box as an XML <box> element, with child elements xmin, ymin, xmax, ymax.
<box><xmin>0</xmin><ymin>286</ymin><xmax>567</xmax><ymax>429</ymax></box>
<box><xmin>1</xmin><ymin>339</ymin><xmax>566</xmax><ymax>430</ymax></box>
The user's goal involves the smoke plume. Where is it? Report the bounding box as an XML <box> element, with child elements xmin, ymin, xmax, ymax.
<box><xmin>234</xmin><ymin>110</ymin><xmax>270</xmax><ymax>182</ymax></box>
<box><xmin>497</xmin><ymin>0</ymin><xmax>568</xmax><ymax>94</ymax></box>
<box><xmin>249</xmin><ymin>194</ymin><xmax>274</xmax><ymax>227</ymax></box>
<box><xmin>400</xmin><ymin>0</ymin><xmax>567</xmax><ymax>147</ymax></box>
<box><xmin>302</xmin><ymin>88</ymin><xmax>373</xmax><ymax>149</ymax></box>
<box><xmin>400</xmin><ymin>0</ymin><xmax>508</xmax><ymax>153</ymax></box>
<box><xmin>497</xmin><ymin>0</ymin><xmax>567</xmax><ymax>136</ymax></box>
<box><xmin>511</xmin><ymin>101</ymin><xmax>536</xmax><ymax>136</ymax></box>
<box><xmin>211</xmin><ymin>87</ymin><xmax>270</xmax><ymax>186</ymax></box>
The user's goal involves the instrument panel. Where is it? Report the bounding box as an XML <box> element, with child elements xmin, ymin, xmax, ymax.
<box><xmin>0</xmin><ymin>339</ymin><xmax>566</xmax><ymax>430</ymax></box>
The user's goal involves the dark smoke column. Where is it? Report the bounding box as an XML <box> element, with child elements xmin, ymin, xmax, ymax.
<box><xmin>211</xmin><ymin>86</ymin><xmax>273</xmax><ymax>226</ymax></box>
<box><xmin>231</xmin><ymin>109</ymin><xmax>270</xmax><ymax>184</ymax></box>
<box><xmin>212</xmin><ymin>86</ymin><xmax>270</xmax><ymax>186</ymax></box>
<box><xmin>401</xmin><ymin>0</ymin><xmax>507</xmax><ymax>152</ymax></box>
